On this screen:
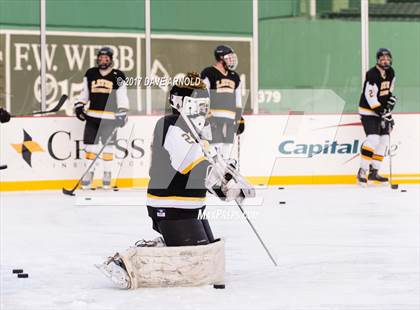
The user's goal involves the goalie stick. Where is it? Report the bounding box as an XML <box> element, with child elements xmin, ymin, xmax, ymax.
<box><xmin>178</xmin><ymin>110</ymin><xmax>278</xmax><ymax>267</ymax></box>
<box><xmin>12</xmin><ymin>95</ymin><xmax>68</xmax><ymax>117</ymax></box>
<box><xmin>62</xmin><ymin>126</ymin><xmax>118</xmax><ymax>196</ymax></box>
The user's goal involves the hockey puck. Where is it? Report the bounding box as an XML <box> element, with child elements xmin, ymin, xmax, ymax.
<box><xmin>391</xmin><ymin>184</ymin><xmax>399</xmax><ymax>190</ymax></box>
<box><xmin>278</xmin><ymin>187</ymin><xmax>285</xmax><ymax>190</ymax></box>
<box><xmin>279</xmin><ymin>201</ymin><xmax>286</xmax><ymax>205</ymax></box>
<box><xmin>113</xmin><ymin>186</ymin><xmax>119</xmax><ymax>192</ymax></box>
<box><xmin>213</xmin><ymin>284</ymin><xmax>225</xmax><ymax>289</ymax></box>
<box><xmin>17</xmin><ymin>273</ymin><xmax>29</xmax><ymax>278</ymax></box>
<box><xmin>12</xmin><ymin>269</ymin><xmax>23</xmax><ymax>274</ymax></box>
<box><xmin>85</xmin><ymin>197</ymin><xmax>91</xmax><ymax>201</ymax></box>
<box><xmin>401</xmin><ymin>189</ymin><xmax>407</xmax><ymax>192</ymax></box>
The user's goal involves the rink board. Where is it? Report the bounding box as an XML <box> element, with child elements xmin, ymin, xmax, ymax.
<box><xmin>0</xmin><ymin>114</ymin><xmax>419</xmax><ymax>191</ymax></box>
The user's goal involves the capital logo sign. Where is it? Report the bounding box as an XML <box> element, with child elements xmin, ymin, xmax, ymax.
<box><xmin>11</xmin><ymin>130</ymin><xmax>45</xmax><ymax>167</ymax></box>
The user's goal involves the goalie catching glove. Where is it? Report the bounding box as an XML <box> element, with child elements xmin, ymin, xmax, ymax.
<box><xmin>205</xmin><ymin>156</ymin><xmax>255</xmax><ymax>203</ymax></box>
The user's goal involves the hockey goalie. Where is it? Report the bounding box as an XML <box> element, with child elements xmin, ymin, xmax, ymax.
<box><xmin>97</xmin><ymin>73</ymin><xmax>254</xmax><ymax>289</ymax></box>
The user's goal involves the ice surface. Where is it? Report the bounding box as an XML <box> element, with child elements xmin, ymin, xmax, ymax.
<box><xmin>1</xmin><ymin>185</ymin><xmax>419</xmax><ymax>310</ymax></box>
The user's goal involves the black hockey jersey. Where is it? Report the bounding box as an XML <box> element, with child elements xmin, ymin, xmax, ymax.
<box><xmin>147</xmin><ymin>114</ymin><xmax>210</xmax><ymax>209</ymax></box>
<box><xmin>78</xmin><ymin>67</ymin><xmax>129</xmax><ymax>119</ymax></box>
<box><xmin>359</xmin><ymin>66</ymin><xmax>395</xmax><ymax>117</ymax></box>
<box><xmin>201</xmin><ymin>66</ymin><xmax>242</xmax><ymax>120</ymax></box>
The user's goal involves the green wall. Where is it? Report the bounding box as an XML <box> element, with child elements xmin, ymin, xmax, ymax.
<box><xmin>259</xmin><ymin>18</ymin><xmax>420</xmax><ymax>113</ymax></box>
<box><xmin>1</xmin><ymin>0</ymin><xmax>419</xmax><ymax>112</ymax></box>
<box><xmin>0</xmin><ymin>0</ymin><xmax>252</xmax><ymax>35</ymax></box>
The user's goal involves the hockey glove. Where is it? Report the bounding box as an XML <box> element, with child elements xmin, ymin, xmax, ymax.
<box><xmin>381</xmin><ymin>109</ymin><xmax>395</xmax><ymax>132</ymax></box>
<box><xmin>206</xmin><ymin>158</ymin><xmax>242</xmax><ymax>202</ymax></box>
<box><xmin>115</xmin><ymin>109</ymin><xmax>128</xmax><ymax>128</ymax></box>
<box><xmin>74</xmin><ymin>102</ymin><xmax>86</xmax><ymax>121</ymax></box>
<box><xmin>381</xmin><ymin>109</ymin><xmax>393</xmax><ymax>123</ymax></box>
<box><xmin>386</xmin><ymin>96</ymin><xmax>397</xmax><ymax>111</ymax></box>
<box><xmin>0</xmin><ymin>107</ymin><xmax>11</xmax><ymax>123</ymax></box>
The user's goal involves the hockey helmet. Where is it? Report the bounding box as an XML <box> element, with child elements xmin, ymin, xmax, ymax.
<box><xmin>97</xmin><ymin>47</ymin><xmax>114</xmax><ymax>69</ymax></box>
<box><xmin>214</xmin><ymin>45</ymin><xmax>238</xmax><ymax>71</ymax></box>
<box><xmin>376</xmin><ymin>48</ymin><xmax>392</xmax><ymax>70</ymax></box>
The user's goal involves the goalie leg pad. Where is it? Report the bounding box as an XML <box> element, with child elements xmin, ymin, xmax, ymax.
<box><xmin>118</xmin><ymin>238</ymin><xmax>225</xmax><ymax>289</ymax></box>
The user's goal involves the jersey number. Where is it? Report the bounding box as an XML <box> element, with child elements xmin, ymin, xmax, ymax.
<box><xmin>182</xmin><ymin>133</ymin><xmax>195</xmax><ymax>144</ymax></box>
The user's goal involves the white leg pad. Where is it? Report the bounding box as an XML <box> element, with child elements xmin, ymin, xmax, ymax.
<box><xmin>119</xmin><ymin>239</ymin><xmax>225</xmax><ymax>289</ymax></box>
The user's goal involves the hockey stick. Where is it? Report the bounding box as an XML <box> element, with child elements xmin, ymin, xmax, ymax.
<box><xmin>178</xmin><ymin>111</ymin><xmax>278</xmax><ymax>267</ymax></box>
<box><xmin>388</xmin><ymin>131</ymin><xmax>398</xmax><ymax>190</ymax></box>
<box><xmin>237</xmin><ymin>135</ymin><xmax>241</xmax><ymax>171</ymax></box>
<box><xmin>62</xmin><ymin>126</ymin><xmax>118</xmax><ymax>196</ymax></box>
<box><xmin>12</xmin><ymin>95</ymin><xmax>68</xmax><ymax>117</ymax></box>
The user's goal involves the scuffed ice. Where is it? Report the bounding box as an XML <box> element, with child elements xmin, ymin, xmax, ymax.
<box><xmin>1</xmin><ymin>185</ymin><xmax>419</xmax><ymax>310</ymax></box>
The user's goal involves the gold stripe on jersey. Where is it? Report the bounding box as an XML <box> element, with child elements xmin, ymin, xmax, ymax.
<box><xmin>86</xmin><ymin>109</ymin><xmax>116</xmax><ymax>119</ymax></box>
<box><xmin>211</xmin><ymin>109</ymin><xmax>236</xmax><ymax>119</ymax></box>
<box><xmin>181</xmin><ymin>156</ymin><xmax>206</xmax><ymax>174</ymax></box>
<box><xmin>147</xmin><ymin>193</ymin><xmax>205</xmax><ymax>201</ymax></box>
<box><xmin>87</xmin><ymin>109</ymin><xmax>115</xmax><ymax>115</ymax></box>
<box><xmin>211</xmin><ymin>109</ymin><xmax>236</xmax><ymax>116</ymax></box>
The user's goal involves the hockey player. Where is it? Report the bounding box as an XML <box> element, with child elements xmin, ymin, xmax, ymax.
<box><xmin>357</xmin><ymin>48</ymin><xmax>397</xmax><ymax>184</ymax></box>
<box><xmin>74</xmin><ymin>47</ymin><xmax>129</xmax><ymax>189</ymax></box>
<box><xmin>201</xmin><ymin>45</ymin><xmax>244</xmax><ymax>161</ymax></box>
<box><xmin>97</xmin><ymin>74</ymin><xmax>249</xmax><ymax>289</ymax></box>
<box><xmin>0</xmin><ymin>107</ymin><xmax>11</xmax><ymax>123</ymax></box>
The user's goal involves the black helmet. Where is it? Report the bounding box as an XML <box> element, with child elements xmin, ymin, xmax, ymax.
<box><xmin>214</xmin><ymin>45</ymin><xmax>234</xmax><ymax>60</ymax></box>
<box><xmin>376</xmin><ymin>48</ymin><xmax>392</xmax><ymax>70</ymax></box>
<box><xmin>214</xmin><ymin>45</ymin><xmax>238</xmax><ymax>71</ymax></box>
<box><xmin>97</xmin><ymin>47</ymin><xmax>113</xmax><ymax>69</ymax></box>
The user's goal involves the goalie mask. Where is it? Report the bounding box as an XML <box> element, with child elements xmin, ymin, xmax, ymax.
<box><xmin>97</xmin><ymin>47</ymin><xmax>114</xmax><ymax>70</ymax></box>
<box><xmin>214</xmin><ymin>45</ymin><xmax>238</xmax><ymax>71</ymax></box>
<box><xmin>169</xmin><ymin>83</ymin><xmax>210</xmax><ymax>132</ymax></box>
